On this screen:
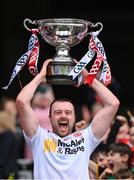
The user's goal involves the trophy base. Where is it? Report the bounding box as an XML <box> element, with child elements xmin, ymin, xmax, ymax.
<box><xmin>46</xmin><ymin>75</ymin><xmax>78</xmax><ymax>85</ymax></box>
<box><xmin>46</xmin><ymin>61</ymin><xmax>77</xmax><ymax>85</ymax></box>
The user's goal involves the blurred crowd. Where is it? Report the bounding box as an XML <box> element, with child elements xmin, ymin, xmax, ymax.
<box><xmin>0</xmin><ymin>81</ymin><xmax>134</xmax><ymax>179</ymax></box>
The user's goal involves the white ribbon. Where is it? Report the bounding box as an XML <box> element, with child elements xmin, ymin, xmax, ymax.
<box><xmin>68</xmin><ymin>49</ymin><xmax>95</xmax><ymax>80</ymax></box>
<box><xmin>68</xmin><ymin>26</ymin><xmax>111</xmax><ymax>86</ymax></box>
<box><xmin>2</xmin><ymin>32</ymin><xmax>38</xmax><ymax>90</ymax></box>
<box><xmin>68</xmin><ymin>23</ymin><xmax>103</xmax><ymax>83</ymax></box>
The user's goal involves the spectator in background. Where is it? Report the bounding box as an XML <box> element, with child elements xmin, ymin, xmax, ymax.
<box><xmin>75</xmin><ymin>97</ymin><xmax>103</xmax><ymax>132</ymax></box>
<box><xmin>98</xmin><ymin>143</ymin><xmax>132</xmax><ymax>179</ymax></box>
<box><xmin>0</xmin><ymin>96</ymin><xmax>17</xmax><ymax>126</ymax></box>
<box><xmin>127</xmin><ymin>110</ymin><xmax>134</xmax><ymax>127</ymax></box>
<box><xmin>31</xmin><ymin>83</ymin><xmax>55</xmax><ymax>131</ymax></box>
<box><xmin>90</xmin><ymin>143</ymin><xmax>109</xmax><ymax>178</ymax></box>
<box><xmin>106</xmin><ymin>115</ymin><xmax>129</xmax><ymax>145</ymax></box>
<box><xmin>128</xmin><ymin>126</ymin><xmax>134</xmax><ymax>167</ymax></box>
<box><xmin>90</xmin><ymin>143</ymin><xmax>108</xmax><ymax>169</ymax></box>
<box><xmin>107</xmin><ymin>143</ymin><xmax>131</xmax><ymax>177</ymax></box>
<box><xmin>115</xmin><ymin>115</ymin><xmax>130</xmax><ymax>144</ymax></box>
<box><xmin>0</xmin><ymin>96</ymin><xmax>24</xmax><ymax>159</ymax></box>
<box><xmin>0</xmin><ymin>111</ymin><xmax>19</xmax><ymax>179</ymax></box>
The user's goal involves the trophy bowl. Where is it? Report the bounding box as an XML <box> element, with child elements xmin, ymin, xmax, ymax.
<box><xmin>24</xmin><ymin>18</ymin><xmax>94</xmax><ymax>85</ymax></box>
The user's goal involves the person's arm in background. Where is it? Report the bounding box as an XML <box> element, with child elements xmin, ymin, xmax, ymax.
<box><xmin>75</xmin><ymin>120</ymin><xmax>87</xmax><ymax>131</ymax></box>
<box><xmin>98</xmin><ymin>168</ymin><xmax>113</xmax><ymax>179</ymax></box>
<box><xmin>106</xmin><ymin>116</ymin><xmax>123</xmax><ymax>145</ymax></box>
<box><xmin>87</xmin><ymin>78</ymin><xmax>120</xmax><ymax>139</ymax></box>
<box><xmin>16</xmin><ymin>59</ymin><xmax>51</xmax><ymax>138</ymax></box>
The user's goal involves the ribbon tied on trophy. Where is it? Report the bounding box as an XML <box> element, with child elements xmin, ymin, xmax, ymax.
<box><xmin>2</xmin><ymin>27</ymin><xmax>39</xmax><ymax>90</ymax></box>
<box><xmin>69</xmin><ymin>23</ymin><xmax>111</xmax><ymax>86</ymax></box>
<box><xmin>2</xmin><ymin>18</ymin><xmax>111</xmax><ymax>90</ymax></box>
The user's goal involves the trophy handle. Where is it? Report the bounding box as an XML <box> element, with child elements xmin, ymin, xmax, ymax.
<box><xmin>23</xmin><ymin>18</ymin><xmax>37</xmax><ymax>31</ymax></box>
<box><xmin>87</xmin><ymin>22</ymin><xmax>103</xmax><ymax>36</ymax></box>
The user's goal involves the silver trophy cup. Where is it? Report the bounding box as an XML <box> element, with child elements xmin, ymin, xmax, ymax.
<box><xmin>24</xmin><ymin>18</ymin><xmax>102</xmax><ymax>85</ymax></box>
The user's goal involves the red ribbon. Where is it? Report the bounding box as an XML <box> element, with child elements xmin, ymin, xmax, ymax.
<box><xmin>84</xmin><ymin>36</ymin><xmax>111</xmax><ymax>86</ymax></box>
<box><xmin>28</xmin><ymin>29</ymin><xmax>39</xmax><ymax>76</ymax></box>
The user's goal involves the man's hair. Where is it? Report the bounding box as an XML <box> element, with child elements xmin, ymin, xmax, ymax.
<box><xmin>108</xmin><ymin>143</ymin><xmax>132</xmax><ymax>167</ymax></box>
<box><xmin>90</xmin><ymin>143</ymin><xmax>108</xmax><ymax>162</ymax></box>
<box><xmin>49</xmin><ymin>98</ymin><xmax>75</xmax><ymax>116</ymax></box>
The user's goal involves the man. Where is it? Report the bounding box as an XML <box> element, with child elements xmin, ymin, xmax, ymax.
<box><xmin>99</xmin><ymin>142</ymin><xmax>132</xmax><ymax>179</ymax></box>
<box><xmin>107</xmin><ymin>143</ymin><xmax>132</xmax><ymax>173</ymax></box>
<box><xmin>16</xmin><ymin>59</ymin><xmax>119</xmax><ymax>180</ymax></box>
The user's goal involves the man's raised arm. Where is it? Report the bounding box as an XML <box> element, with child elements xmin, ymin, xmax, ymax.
<box><xmin>16</xmin><ymin>59</ymin><xmax>51</xmax><ymax>138</ymax></box>
<box><xmin>89</xmin><ymin>78</ymin><xmax>120</xmax><ymax>139</ymax></box>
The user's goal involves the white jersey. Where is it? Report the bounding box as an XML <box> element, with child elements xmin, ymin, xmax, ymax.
<box><xmin>24</xmin><ymin>125</ymin><xmax>101</xmax><ymax>180</ymax></box>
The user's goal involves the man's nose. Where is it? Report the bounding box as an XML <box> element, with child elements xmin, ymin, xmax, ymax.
<box><xmin>103</xmin><ymin>158</ymin><xmax>108</xmax><ymax>166</ymax></box>
<box><xmin>60</xmin><ymin>112</ymin><xmax>67</xmax><ymax>118</ymax></box>
<box><xmin>107</xmin><ymin>155</ymin><xmax>111</xmax><ymax>161</ymax></box>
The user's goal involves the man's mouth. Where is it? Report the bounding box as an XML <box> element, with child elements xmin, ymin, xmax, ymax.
<box><xmin>108</xmin><ymin>161</ymin><xmax>114</xmax><ymax>169</ymax></box>
<box><xmin>58</xmin><ymin>121</ymin><xmax>69</xmax><ymax>132</ymax></box>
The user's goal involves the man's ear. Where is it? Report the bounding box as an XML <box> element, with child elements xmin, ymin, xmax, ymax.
<box><xmin>122</xmin><ymin>154</ymin><xmax>129</xmax><ymax>163</ymax></box>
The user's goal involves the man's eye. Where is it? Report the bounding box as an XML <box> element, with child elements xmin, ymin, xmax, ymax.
<box><xmin>55</xmin><ymin>111</ymin><xmax>61</xmax><ymax>115</ymax></box>
<box><xmin>66</xmin><ymin>111</ymin><xmax>72</xmax><ymax>115</ymax></box>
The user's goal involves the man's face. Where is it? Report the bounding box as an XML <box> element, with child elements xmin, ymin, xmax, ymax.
<box><xmin>107</xmin><ymin>151</ymin><xmax>128</xmax><ymax>173</ymax></box>
<box><xmin>50</xmin><ymin>101</ymin><xmax>75</xmax><ymax>137</ymax></box>
<box><xmin>96</xmin><ymin>153</ymin><xmax>108</xmax><ymax>168</ymax></box>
